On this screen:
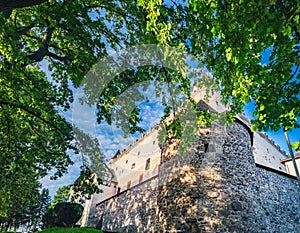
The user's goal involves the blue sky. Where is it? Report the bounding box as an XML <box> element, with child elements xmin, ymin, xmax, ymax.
<box><xmin>41</xmin><ymin>81</ymin><xmax>168</xmax><ymax>197</ymax></box>
<box><xmin>243</xmin><ymin>101</ymin><xmax>300</xmax><ymax>154</ymax></box>
<box><xmin>40</xmin><ymin>48</ymin><xmax>300</xmax><ymax>198</ymax></box>
<box><xmin>41</xmin><ymin>80</ymin><xmax>300</xmax><ymax>198</ymax></box>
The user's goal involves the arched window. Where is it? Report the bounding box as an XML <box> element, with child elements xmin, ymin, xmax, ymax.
<box><xmin>131</xmin><ymin>163</ymin><xmax>135</xmax><ymax>170</ymax></box>
<box><xmin>145</xmin><ymin>158</ymin><xmax>151</xmax><ymax>170</ymax></box>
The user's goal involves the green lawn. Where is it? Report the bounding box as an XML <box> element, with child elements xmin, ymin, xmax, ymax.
<box><xmin>34</xmin><ymin>227</ymin><xmax>103</xmax><ymax>233</ymax></box>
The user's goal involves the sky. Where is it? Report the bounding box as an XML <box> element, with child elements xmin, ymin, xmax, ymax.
<box><xmin>41</xmin><ymin>81</ymin><xmax>167</xmax><ymax>197</ymax></box>
<box><xmin>41</xmin><ymin>79</ymin><xmax>300</xmax><ymax>198</ymax></box>
<box><xmin>40</xmin><ymin>47</ymin><xmax>300</xmax><ymax>198</ymax></box>
<box><xmin>243</xmin><ymin>101</ymin><xmax>300</xmax><ymax>154</ymax></box>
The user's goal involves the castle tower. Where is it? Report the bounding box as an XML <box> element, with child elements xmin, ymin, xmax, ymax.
<box><xmin>94</xmin><ymin>85</ymin><xmax>300</xmax><ymax>232</ymax></box>
<box><xmin>157</xmin><ymin>121</ymin><xmax>256</xmax><ymax>232</ymax></box>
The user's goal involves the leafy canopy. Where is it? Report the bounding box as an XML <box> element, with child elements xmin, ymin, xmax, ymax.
<box><xmin>1</xmin><ymin>1</ymin><xmax>299</xmax><ymax>227</ymax></box>
<box><xmin>42</xmin><ymin>202</ymin><xmax>83</xmax><ymax>229</ymax></box>
<box><xmin>0</xmin><ymin>0</ymin><xmax>150</xmax><ymax>226</ymax></box>
<box><xmin>138</xmin><ymin>0</ymin><xmax>299</xmax><ymax>136</ymax></box>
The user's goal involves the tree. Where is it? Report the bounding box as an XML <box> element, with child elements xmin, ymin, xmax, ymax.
<box><xmin>1</xmin><ymin>0</ymin><xmax>299</xmax><ymax>227</ymax></box>
<box><xmin>138</xmin><ymin>0</ymin><xmax>299</xmax><ymax>140</ymax></box>
<box><xmin>0</xmin><ymin>0</ymin><xmax>151</xmax><ymax>223</ymax></box>
<box><xmin>51</xmin><ymin>185</ymin><xmax>72</xmax><ymax>207</ymax></box>
<box><xmin>0</xmin><ymin>169</ymin><xmax>51</xmax><ymax>232</ymax></box>
<box><xmin>76</xmin><ymin>0</ymin><xmax>300</xmax><ymax>150</ymax></box>
<box><xmin>292</xmin><ymin>141</ymin><xmax>300</xmax><ymax>152</ymax></box>
<box><xmin>42</xmin><ymin>202</ymin><xmax>83</xmax><ymax>228</ymax></box>
<box><xmin>1</xmin><ymin>0</ymin><xmax>298</xmax><ymax>163</ymax></box>
<box><xmin>0</xmin><ymin>0</ymin><xmax>150</xmax><ymax>178</ymax></box>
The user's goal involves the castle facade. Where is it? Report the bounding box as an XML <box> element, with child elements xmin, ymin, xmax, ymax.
<box><xmin>80</xmin><ymin>88</ymin><xmax>300</xmax><ymax>232</ymax></box>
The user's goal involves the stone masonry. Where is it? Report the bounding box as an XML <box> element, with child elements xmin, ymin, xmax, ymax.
<box><xmin>95</xmin><ymin>121</ymin><xmax>300</xmax><ymax>232</ymax></box>
<box><xmin>96</xmin><ymin>177</ymin><xmax>158</xmax><ymax>232</ymax></box>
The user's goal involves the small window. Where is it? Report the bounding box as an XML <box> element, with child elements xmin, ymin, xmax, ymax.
<box><xmin>116</xmin><ymin>187</ymin><xmax>121</xmax><ymax>194</ymax></box>
<box><xmin>131</xmin><ymin>163</ymin><xmax>135</xmax><ymax>169</ymax></box>
<box><xmin>204</xmin><ymin>143</ymin><xmax>209</xmax><ymax>153</ymax></box>
<box><xmin>139</xmin><ymin>174</ymin><xmax>143</xmax><ymax>183</ymax></box>
<box><xmin>145</xmin><ymin>158</ymin><xmax>151</xmax><ymax>170</ymax></box>
<box><xmin>138</xmin><ymin>152</ymin><xmax>140</xmax><ymax>156</ymax></box>
<box><xmin>153</xmin><ymin>140</ymin><xmax>156</xmax><ymax>145</ymax></box>
<box><xmin>127</xmin><ymin>180</ymin><xmax>131</xmax><ymax>189</ymax></box>
<box><xmin>203</xmin><ymin>142</ymin><xmax>215</xmax><ymax>153</ymax></box>
<box><xmin>126</xmin><ymin>160</ymin><xmax>128</xmax><ymax>164</ymax></box>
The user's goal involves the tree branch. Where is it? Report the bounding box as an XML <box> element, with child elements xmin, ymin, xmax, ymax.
<box><xmin>0</xmin><ymin>100</ymin><xmax>65</xmax><ymax>135</ymax></box>
<box><xmin>1</xmin><ymin>8</ymin><xmax>12</xmax><ymax>18</ymax></box>
<box><xmin>17</xmin><ymin>23</ymin><xmax>35</xmax><ymax>35</ymax></box>
<box><xmin>46</xmin><ymin>51</ymin><xmax>72</xmax><ymax>62</ymax></box>
<box><xmin>157</xmin><ymin>50</ymin><xmax>178</xmax><ymax>118</ymax></box>
<box><xmin>0</xmin><ymin>0</ymin><xmax>47</xmax><ymax>12</ymax></box>
<box><xmin>276</xmin><ymin>64</ymin><xmax>300</xmax><ymax>104</ymax></box>
<box><xmin>28</xmin><ymin>26</ymin><xmax>53</xmax><ymax>62</ymax></box>
<box><xmin>3</xmin><ymin>112</ymin><xmax>11</xmax><ymax>151</ymax></box>
<box><xmin>277</xmin><ymin>0</ymin><xmax>300</xmax><ymax>41</ymax></box>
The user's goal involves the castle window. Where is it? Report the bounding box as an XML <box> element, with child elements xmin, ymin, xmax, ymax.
<box><xmin>116</xmin><ymin>187</ymin><xmax>121</xmax><ymax>194</ymax></box>
<box><xmin>145</xmin><ymin>158</ymin><xmax>151</xmax><ymax>170</ymax></box>
<box><xmin>138</xmin><ymin>151</ymin><xmax>140</xmax><ymax>156</ymax></box>
<box><xmin>204</xmin><ymin>143</ymin><xmax>215</xmax><ymax>153</ymax></box>
<box><xmin>131</xmin><ymin>163</ymin><xmax>135</xmax><ymax>169</ymax></box>
<box><xmin>204</xmin><ymin>143</ymin><xmax>209</xmax><ymax>153</ymax></box>
<box><xmin>127</xmin><ymin>180</ymin><xmax>131</xmax><ymax>189</ymax></box>
<box><xmin>153</xmin><ymin>140</ymin><xmax>156</xmax><ymax>145</ymax></box>
<box><xmin>126</xmin><ymin>160</ymin><xmax>128</xmax><ymax>164</ymax></box>
<box><xmin>139</xmin><ymin>174</ymin><xmax>143</xmax><ymax>183</ymax></box>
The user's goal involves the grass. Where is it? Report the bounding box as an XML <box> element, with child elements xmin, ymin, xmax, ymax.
<box><xmin>34</xmin><ymin>227</ymin><xmax>103</xmax><ymax>233</ymax></box>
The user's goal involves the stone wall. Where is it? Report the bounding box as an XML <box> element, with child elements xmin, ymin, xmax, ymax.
<box><xmin>251</xmin><ymin>164</ymin><xmax>300</xmax><ymax>232</ymax></box>
<box><xmin>95</xmin><ymin>177</ymin><xmax>158</xmax><ymax>233</ymax></box>
<box><xmin>157</xmin><ymin>122</ymin><xmax>256</xmax><ymax>232</ymax></box>
<box><xmin>95</xmin><ymin>122</ymin><xmax>300</xmax><ymax>232</ymax></box>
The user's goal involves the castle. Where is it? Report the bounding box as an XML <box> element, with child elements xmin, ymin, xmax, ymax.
<box><xmin>79</xmin><ymin>87</ymin><xmax>300</xmax><ymax>232</ymax></box>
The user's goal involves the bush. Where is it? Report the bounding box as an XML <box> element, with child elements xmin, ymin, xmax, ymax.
<box><xmin>42</xmin><ymin>202</ymin><xmax>83</xmax><ymax>228</ymax></box>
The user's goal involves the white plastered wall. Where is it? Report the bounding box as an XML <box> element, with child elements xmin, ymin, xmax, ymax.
<box><xmin>108</xmin><ymin>129</ymin><xmax>161</xmax><ymax>191</ymax></box>
<box><xmin>253</xmin><ymin>132</ymin><xmax>288</xmax><ymax>172</ymax></box>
